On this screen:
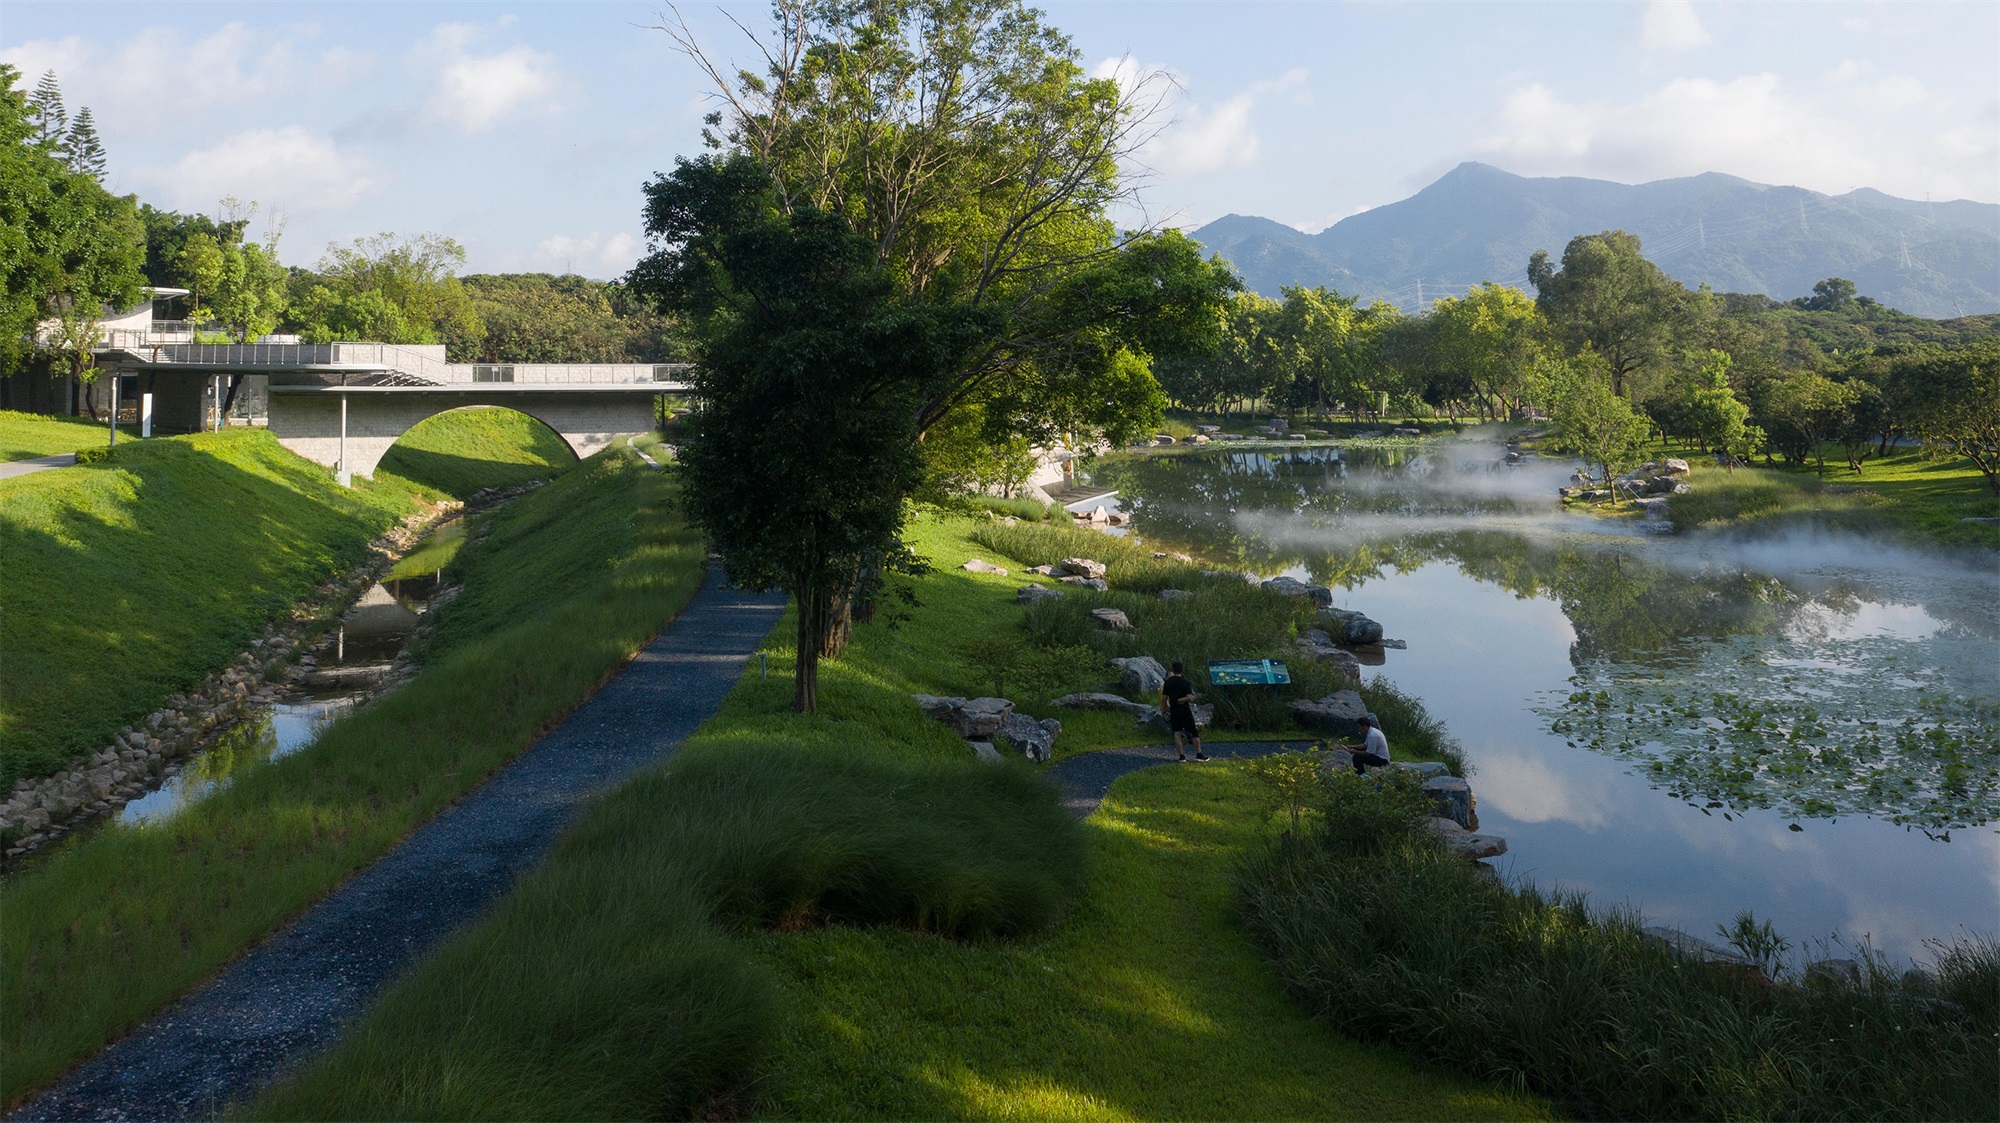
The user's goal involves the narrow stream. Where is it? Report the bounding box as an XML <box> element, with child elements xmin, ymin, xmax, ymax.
<box><xmin>114</xmin><ymin>524</ymin><xmax>466</xmax><ymax>826</ymax></box>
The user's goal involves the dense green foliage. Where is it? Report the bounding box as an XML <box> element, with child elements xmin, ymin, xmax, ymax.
<box><xmin>373</xmin><ymin>405</ymin><xmax>577</xmax><ymax>499</ymax></box>
<box><xmin>1238</xmin><ymin>774</ymin><xmax>2000</xmax><ymax>1121</ymax></box>
<box><xmin>0</xmin><ymin>428</ymin><xmax>430</xmax><ymax>785</ymax></box>
<box><xmin>0</xmin><ymin>65</ymin><xmax>144</xmax><ymax>376</ymax></box>
<box><xmin>459</xmin><ymin>273</ymin><xmax>689</xmax><ymax>364</ymax></box>
<box><xmin>0</xmin><ymin>446</ymin><xmax>707</xmax><ymax>1106</ymax></box>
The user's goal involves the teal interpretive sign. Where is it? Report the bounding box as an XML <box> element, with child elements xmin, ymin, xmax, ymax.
<box><xmin>1208</xmin><ymin>659</ymin><xmax>1290</xmax><ymax>686</ymax></box>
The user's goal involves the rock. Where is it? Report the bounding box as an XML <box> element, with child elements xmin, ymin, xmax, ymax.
<box><xmin>1107</xmin><ymin>655</ymin><xmax>1167</xmax><ymax>696</ymax></box>
<box><xmin>1052</xmin><ymin>692</ymin><xmax>1155</xmax><ymax>718</ymax></box>
<box><xmin>1380</xmin><ymin>638</ymin><xmax>1407</xmax><ymax>650</ymax></box>
<box><xmin>1026</xmin><ymin>564</ymin><xmax>1057</xmax><ymax>575</ymax></box>
<box><xmin>1182</xmin><ymin>433</ymin><xmax>1210</xmax><ymax>445</ymax></box>
<box><xmin>1641</xmin><ymin>926</ymin><xmax>1759</xmax><ymax>970</ymax></box>
<box><xmin>1424</xmin><ymin>776</ymin><xmax>1475</xmax><ymax>830</ymax></box>
<box><xmin>1017</xmin><ymin>584</ymin><xmax>1064</xmax><ymax>605</ymax></box>
<box><xmin>1287</xmin><ymin>433</ymin><xmax>1308</xmax><ymax>441</ymax></box>
<box><xmin>1060</xmin><ymin>557</ymin><xmax>1108</xmax><ymax>580</ymax></box>
<box><xmin>998</xmin><ymin>712</ymin><xmax>1062</xmax><ymax>762</ymax></box>
<box><xmin>962</xmin><ymin>558</ymin><xmax>1008</xmax><ymax>575</ymax></box>
<box><xmin>1090</xmin><ymin>607</ymin><xmax>1133</xmax><ymax>631</ymax></box>
<box><xmin>1393</xmin><ymin>761</ymin><xmax>1453</xmax><ymax>780</ymax></box>
<box><xmin>1319</xmin><ymin>747</ymin><xmax>1355</xmax><ymax>775</ymax></box>
<box><xmin>1058</xmin><ymin>576</ymin><xmax>1109</xmax><ymax>592</ymax></box>
<box><xmin>913</xmin><ymin>694</ymin><xmax>1014</xmax><ymax>739</ymax></box>
<box><xmin>1441</xmin><ymin>831</ymin><xmax>1509</xmax><ymax>860</ymax></box>
<box><xmin>968</xmin><ymin>741</ymin><xmax>1004</xmax><ymax>763</ymax></box>
<box><xmin>1393</xmin><ymin>427</ymin><xmax>1422</xmax><ymax>436</ymax></box>
<box><xmin>1154</xmin><ymin>434</ymin><xmax>1177</xmax><ymax>445</ymax></box>
<box><xmin>1085</xmin><ymin>505</ymin><xmax>1111</xmax><ymax>524</ymax></box>
<box><xmin>1321</xmin><ymin>608</ymin><xmax>1384</xmax><ymax>645</ymax></box>
<box><xmin>1106</xmin><ymin>511</ymin><xmax>1130</xmax><ymax>527</ymax></box>
<box><xmin>1289</xmin><ymin>690</ymin><xmax>1371</xmax><ymax>737</ymax></box>
<box><xmin>1662</xmin><ymin>457</ymin><xmax>1691</xmax><ymax>476</ymax></box>
<box><xmin>1261</xmin><ymin>576</ymin><xmax>1313</xmax><ymax>597</ymax></box>
<box><xmin>1298</xmin><ymin>644</ymin><xmax>1362</xmax><ymax>682</ymax></box>
<box><xmin>1633</xmin><ymin>497</ymin><xmax>1670</xmax><ymax>517</ymax></box>
<box><xmin>1196</xmin><ymin>424</ymin><xmax>1221</xmax><ymax>433</ymax></box>
<box><xmin>1300</xmin><ymin>628</ymin><xmax>1333</xmax><ymax>647</ymax></box>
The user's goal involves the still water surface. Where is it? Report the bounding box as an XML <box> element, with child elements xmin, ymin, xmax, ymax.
<box><xmin>1090</xmin><ymin>437</ymin><xmax>2000</xmax><ymax>964</ymax></box>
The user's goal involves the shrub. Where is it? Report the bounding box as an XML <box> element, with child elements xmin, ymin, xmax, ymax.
<box><xmin>1238</xmin><ymin>781</ymin><xmax>2000</xmax><ymax>1121</ymax></box>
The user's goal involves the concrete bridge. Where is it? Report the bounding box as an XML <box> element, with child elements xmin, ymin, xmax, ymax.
<box><xmin>98</xmin><ymin>341</ymin><xmax>690</xmax><ymax>483</ymax></box>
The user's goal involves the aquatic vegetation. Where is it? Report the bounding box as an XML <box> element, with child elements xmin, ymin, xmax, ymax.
<box><xmin>1544</xmin><ymin>631</ymin><xmax>2000</xmax><ymax>831</ymax></box>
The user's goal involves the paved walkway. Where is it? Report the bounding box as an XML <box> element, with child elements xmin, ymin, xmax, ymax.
<box><xmin>14</xmin><ymin>568</ymin><xmax>788</xmax><ymax>1122</ymax></box>
<box><xmin>0</xmin><ymin>453</ymin><xmax>77</xmax><ymax>481</ymax></box>
<box><xmin>1047</xmin><ymin>738</ymin><xmax>1322</xmax><ymax>818</ymax></box>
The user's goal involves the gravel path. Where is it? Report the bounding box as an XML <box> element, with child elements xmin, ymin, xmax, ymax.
<box><xmin>1047</xmin><ymin>738</ymin><xmax>1323</xmax><ymax>818</ymax></box>
<box><xmin>13</xmin><ymin>568</ymin><xmax>788</xmax><ymax>1123</ymax></box>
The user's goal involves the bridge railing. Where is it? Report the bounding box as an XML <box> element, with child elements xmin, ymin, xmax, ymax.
<box><xmin>436</xmin><ymin>363</ymin><xmax>693</xmax><ymax>386</ymax></box>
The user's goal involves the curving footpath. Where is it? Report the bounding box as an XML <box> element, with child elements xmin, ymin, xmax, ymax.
<box><xmin>1047</xmin><ymin>738</ymin><xmax>1320</xmax><ymax>819</ymax></box>
<box><xmin>13</xmin><ymin>568</ymin><xmax>788</xmax><ymax>1123</ymax></box>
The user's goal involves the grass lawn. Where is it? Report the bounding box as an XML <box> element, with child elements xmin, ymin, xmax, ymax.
<box><xmin>375</xmin><ymin>405</ymin><xmax>579</xmax><ymax>499</ymax></box>
<box><xmin>1644</xmin><ymin>439</ymin><xmax>2000</xmax><ymax>548</ymax></box>
<box><xmin>750</xmin><ymin>762</ymin><xmax>1550</xmax><ymax>1121</ymax></box>
<box><xmin>0</xmin><ymin>410</ymin><xmax>135</xmax><ymax>461</ymax></box>
<box><xmin>249</xmin><ymin>510</ymin><xmax>1545</xmax><ymax>1120</ymax></box>
<box><xmin>0</xmin><ymin>447</ymin><xmax>707</xmax><ymax>1108</ymax></box>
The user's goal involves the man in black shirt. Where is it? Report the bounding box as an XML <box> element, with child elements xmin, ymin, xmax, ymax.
<box><xmin>1160</xmin><ymin>661</ymin><xmax>1209</xmax><ymax>762</ymax></box>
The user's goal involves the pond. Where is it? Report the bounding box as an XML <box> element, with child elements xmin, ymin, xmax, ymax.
<box><xmin>1088</xmin><ymin>435</ymin><xmax>2000</xmax><ymax>965</ymax></box>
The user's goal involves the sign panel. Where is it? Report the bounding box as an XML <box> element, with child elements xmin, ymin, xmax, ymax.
<box><xmin>1207</xmin><ymin>658</ymin><xmax>1290</xmax><ymax>686</ymax></box>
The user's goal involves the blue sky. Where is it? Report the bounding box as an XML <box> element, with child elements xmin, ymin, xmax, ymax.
<box><xmin>6</xmin><ymin>1</ymin><xmax>1995</xmax><ymax>279</ymax></box>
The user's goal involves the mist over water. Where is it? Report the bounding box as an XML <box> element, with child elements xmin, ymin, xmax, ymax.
<box><xmin>1093</xmin><ymin>437</ymin><xmax>2000</xmax><ymax>964</ymax></box>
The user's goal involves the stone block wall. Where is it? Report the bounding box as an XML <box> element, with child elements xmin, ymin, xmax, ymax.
<box><xmin>266</xmin><ymin>392</ymin><xmax>659</xmax><ymax>479</ymax></box>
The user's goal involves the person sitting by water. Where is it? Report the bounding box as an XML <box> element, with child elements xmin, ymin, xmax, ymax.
<box><xmin>1160</xmin><ymin>661</ymin><xmax>1209</xmax><ymax>763</ymax></box>
<box><xmin>1341</xmin><ymin>715</ymin><xmax>1390</xmax><ymax>774</ymax></box>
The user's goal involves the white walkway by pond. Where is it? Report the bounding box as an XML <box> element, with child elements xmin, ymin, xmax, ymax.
<box><xmin>0</xmin><ymin>453</ymin><xmax>77</xmax><ymax>480</ymax></box>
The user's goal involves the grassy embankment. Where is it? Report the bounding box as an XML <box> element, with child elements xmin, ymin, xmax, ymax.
<box><xmin>0</xmin><ymin>407</ymin><xmax>575</xmax><ymax>787</ymax></box>
<box><xmin>0</xmin><ymin>409</ymin><xmax>136</xmax><ymax>461</ymax></box>
<box><xmin>0</xmin><ymin>433</ymin><xmax>695</xmax><ymax>1107</ymax></box>
<box><xmin>250</xmin><ymin>512</ymin><xmax>1540</xmax><ymax>1120</ymax></box>
<box><xmin>1666</xmin><ymin>443</ymin><xmax>1999</xmax><ymax>548</ymax></box>
<box><xmin>1238</xmin><ymin>768</ymin><xmax>2000</xmax><ymax>1121</ymax></box>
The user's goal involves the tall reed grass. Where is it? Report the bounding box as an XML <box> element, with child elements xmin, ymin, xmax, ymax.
<box><xmin>1238</xmin><ymin>779</ymin><xmax>2000</xmax><ymax>1121</ymax></box>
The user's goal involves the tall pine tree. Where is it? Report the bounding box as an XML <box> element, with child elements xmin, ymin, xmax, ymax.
<box><xmin>27</xmin><ymin>69</ymin><xmax>64</xmax><ymax>146</ymax></box>
<box><xmin>61</xmin><ymin>107</ymin><xmax>107</xmax><ymax>180</ymax></box>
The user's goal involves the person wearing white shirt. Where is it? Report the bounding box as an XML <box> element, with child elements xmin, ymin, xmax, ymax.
<box><xmin>1341</xmin><ymin>715</ymin><xmax>1390</xmax><ymax>773</ymax></box>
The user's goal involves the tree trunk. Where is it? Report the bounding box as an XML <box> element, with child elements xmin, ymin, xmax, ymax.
<box><xmin>794</xmin><ymin>581</ymin><xmax>828</xmax><ymax>713</ymax></box>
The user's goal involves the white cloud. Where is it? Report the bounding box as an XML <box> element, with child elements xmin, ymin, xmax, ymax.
<box><xmin>1477</xmin><ymin>73</ymin><xmax>1997</xmax><ymax>202</ymax></box>
<box><xmin>417</xmin><ymin>24</ymin><xmax>560</xmax><ymax>133</ymax></box>
<box><xmin>1642</xmin><ymin>0</ymin><xmax>1711</xmax><ymax>50</ymax></box>
<box><xmin>5</xmin><ymin>24</ymin><xmax>317</xmax><ymax>131</ymax></box>
<box><xmin>142</xmin><ymin>126</ymin><xmax>378</xmax><ymax>211</ymax></box>
<box><xmin>535</xmin><ymin>232</ymin><xmax>640</xmax><ymax>277</ymax></box>
<box><xmin>1092</xmin><ymin>57</ymin><xmax>1306</xmax><ymax>178</ymax></box>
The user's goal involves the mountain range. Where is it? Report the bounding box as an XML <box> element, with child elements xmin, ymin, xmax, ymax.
<box><xmin>1190</xmin><ymin>163</ymin><xmax>2000</xmax><ymax>321</ymax></box>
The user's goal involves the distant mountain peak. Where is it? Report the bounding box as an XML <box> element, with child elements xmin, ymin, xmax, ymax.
<box><xmin>1192</xmin><ymin>166</ymin><xmax>1998</xmax><ymax>319</ymax></box>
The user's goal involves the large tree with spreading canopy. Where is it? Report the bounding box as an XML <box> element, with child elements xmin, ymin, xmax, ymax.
<box><xmin>630</xmin><ymin>0</ymin><xmax>1237</xmax><ymax>710</ymax></box>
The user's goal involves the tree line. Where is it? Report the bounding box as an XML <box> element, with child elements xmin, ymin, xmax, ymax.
<box><xmin>1153</xmin><ymin>229</ymin><xmax>1998</xmax><ymax>493</ymax></box>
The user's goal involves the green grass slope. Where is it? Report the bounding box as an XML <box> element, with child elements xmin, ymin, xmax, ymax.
<box><xmin>374</xmin><ymin>405</ymin><xmax>578</xmax><ymax>499</ymax></box>
<box><xmin>1</xmin><ymin>447</ymin><xmax>707</xmax><ymax>1106</ymax></box>
<box><xmin>0</xmin><ymin>429</ymin><xmax>436</xmax><ymax>784</ymax></box>
<box><xmin>0</xmin><ymin>411</ymin><xmax>134</xmax><ymax>462</ymax></box>
<box><xmin>248</xmin><ymin>512</ymin><xmax>1546</xmax><ymax>1121</ymax></box>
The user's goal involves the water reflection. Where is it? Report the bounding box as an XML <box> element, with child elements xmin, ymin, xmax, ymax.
<box><xmin>1094</xmin><ymin>439</ymin><xmax>2000</xmax><ymax>961</ymax></box>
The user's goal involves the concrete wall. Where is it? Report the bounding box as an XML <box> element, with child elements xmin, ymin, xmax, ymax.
<box><xmin>266</xmin><ymin>393</ymin><xmax>659</xmax><ymax>479</ymax></box>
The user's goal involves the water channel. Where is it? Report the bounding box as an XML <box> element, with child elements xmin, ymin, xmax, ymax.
<box><xmin>1087</xmin><ymin>435</ymin><xmax>2000</xmax><ymax>965</ymax></box>
<box><xmin>115</xmin><ymin>524</ymin><xmax>466</xmax><ymax>825</ymax></box>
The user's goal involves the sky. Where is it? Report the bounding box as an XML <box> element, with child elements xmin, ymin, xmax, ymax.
<box><xmin>5</xmin><ymin>1</ymin><xmax>1995</xmax><ymax>279</ymax></box>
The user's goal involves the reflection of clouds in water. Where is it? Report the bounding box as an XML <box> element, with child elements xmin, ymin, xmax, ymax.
<box><xmin>1235</xmin><ymin>508</ymin><xmax>1636</xmax><ymax>547</ymax></box>
<box><xmin>1785</xmin><ymin>597</ymin><xmax>1943</xmax><ymax>644</ymax></box>
<box><xmin>1470</xmin><ymin>747</ymin><xmax>1618</xmax><ymax>830</ymax></box>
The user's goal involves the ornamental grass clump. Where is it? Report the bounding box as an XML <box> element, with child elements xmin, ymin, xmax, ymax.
<box><xmin>1237</xmin><ymin>779</ymin><xmax>2000</xmax><ymax>1121</ymax></box>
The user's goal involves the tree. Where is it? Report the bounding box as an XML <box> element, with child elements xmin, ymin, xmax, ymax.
<box><xmin>1905</xmin><ymin>342</ymin><xmax>2000</xmax><ymax>495</ymax></box>
<box><xmin>1548</xmin><ymin>355</ymin><xmax>1652</xmax><ymax>491</ymax></box>
<box><xmin>293</xmin><ymin>232</ymin><xmax>484</xmax><ymax>354</ymax></box>
<box><xmin>1274</xmin><ymin>285</ymin><xmax>1357</xmax><ymax>416</ymax></box>
<box><xmin>1425</xmin><ymin>282</ymin><xmax>1547</xmax><ymax>420</ymax></box>
<box><xmin>1528</xmin><ymin>231</ymin><xmax>1691</xmax><ymax>398</ymax></box>
<box><xmin>1675</xmin><ymin>350</ymin><xmax>1751</xmax><ymax>460</ymax></box>
<box><xmin>634</xmin><ymin>0</ymin><xmax>1236</xmax><ymax>709</ymax></box>
<box><xmin>0</xmin><ymin>65</ymin><xmax>144</xmax><ymax>386</ymax></box>
<box><xmin>1798</xmin><ymin>276</ymin><xmax>1857</xmax><ymax>313</ymax></box>
<box><xmin>1758</xmin><ymin>372</ymin><xmax>1852</xmax><ymax>475</ymax></box>
<box><xmin>26</xmin><ymin>70</ymin><xmax>64</xmax><ymax>147</ymax></box>
<box><xmin>60</xmin><ymin>107</ymin><xmax>106</xmax><ymax>180</ymax></box>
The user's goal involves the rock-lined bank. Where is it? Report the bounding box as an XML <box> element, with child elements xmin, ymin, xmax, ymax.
<box><xmin>0</xmin><ymin>486</ymin><xmax>538</xmax><ymax>864</ymax></box>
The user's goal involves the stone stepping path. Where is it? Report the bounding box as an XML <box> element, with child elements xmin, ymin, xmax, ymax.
<box><xmin>12</xmin><ymin>568</ymin><xmax>787</xmax><ymax>1122</ymax></box>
